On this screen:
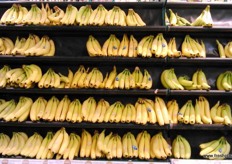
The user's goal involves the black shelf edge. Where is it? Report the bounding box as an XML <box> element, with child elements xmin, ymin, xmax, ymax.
<box><xmin>166</xmin><ymin>57</ymin><xmax>232</xmax><ymax>66</ymax></box>
<box><xmin>0</xmin><ymin>56</ymin><xmax>166</xmax><ymax>65</ymax></box>
<box><xmin>167</xmin><ymin>26</ymin><xmax>232</xmax><ymax>33</ymax></box>
<box><xmin>169</xmin><ymin>90</ymin><xmax>232</xmax><ymax>96</ymax></box>
<box><xmin>0</xmin><ymin>88</ymin><xmax>167</xmax><ymax>96</ymax></box>
<box><xmin>0</xmin><ymin>121</ymin><xmax>169</xmax><ymax>130</ymax></box>
<box><xmin>170</xmin><ymin>124</ymin><xmax>232</xmax><ymax>131</ymax></box>
<box><xmin>0</xmin><ymin>25</ymin><xmax>166</xmax><ymax>32</ymax></box>
<box><xmin>166</xmin><ymin>2</ymin><xmax>232</xmax><ymax>9</ymax></box>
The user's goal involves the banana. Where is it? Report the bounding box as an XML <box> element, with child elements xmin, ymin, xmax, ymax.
<box><xmin>126</xmin><ymin>8</ymin><xmax>145</xmax><ymax>26</ymax></box>
<box><xmin>197</xmin><ymin>69</ymin><xmax>211</xmax><ymax>90</ymax></box>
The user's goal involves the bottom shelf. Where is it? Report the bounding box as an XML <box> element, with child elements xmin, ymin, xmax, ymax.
<box><xmin>1</xmin><ymin>159</ymin><xmax>232</xmax><ymax>164</ymax></box>
<box><xmin>0</xmin><ymin>158</ymin><xmax>169</xmax><ymax>164</ymax></box>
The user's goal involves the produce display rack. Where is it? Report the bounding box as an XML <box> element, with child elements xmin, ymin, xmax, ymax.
<box><xmin>0</xmin><ymin>0</ymin><xmax>232</xmax><ymax>163</ymax></box>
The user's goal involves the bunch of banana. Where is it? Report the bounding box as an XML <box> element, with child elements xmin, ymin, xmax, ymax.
<box><xmin>66</xmin><ymin>99</ymin><xmax>82</xmax><ymax>123</ymax></box>
<box><xmin>22</xmin><ymin>4</ymin><xmax>42</xmax><ymax>25</ymax></box>
<box><xmin>167</xmin><ymin>37</ymin><xmax>181</xmax><ymax>58</ymax></box>
<box><xmin>89</xmin><ymin>131</ymin><xmax>102</xmax><ymax>159</ymax></box>
<box><xmin>39</xmin><ymin>96</ymin><xmax>59</xmax><ymax>122</ymax></box>
<box><xmin>105</xmin><ymin>6</ymin><xmax>126</xmax><ymax>26</ymax></box>
<box><xmin>154</xmin><ymin>97</ymin><xmax>170</xmax><ymax>126</ymax></box>
<box><xmin>135</xmin><ymin>98</ymin><xmax>156</xmax><ymax>125</ymax></box>
<box><xmin>181</xmin><ymin>35</ymin><xmax>206</xmax><ymax>58</ymax></box>
<box><xmin>172</xmin><ymin>135</ymin><xmax>191</xmax><ymax>159</ymax></box>
<box><xmin>121</xmin><ymin>103</ymin><xmax>136</xmax><ymax>123</ymax></box>
<box><xmin>81</xmin><ymin>97</ymin><xmax>97</xmax><ymax>122</ymax></box>
<box><xmin>216</xmin><ymin>71</ymin><xmax>232</xmax><ymax>91</ymax></box>
<box><xmin>150</xmin><ymin>132</ymin><xmax>172</xmax><ymax>159</ymax></box>
<box><xmin>76</xmin><ymin>5</ymin><xmax>92</xmax><ymax>26</ymax></box>
<box><xmin>83</xmin><ymin>67</ymin><xmax>104</xmax><ymax>88</ymax></box>
<box><xmin>191</xmin><ymin>5</ymin><xmax>213</xmax><ymax>27</ymax></box>
<box><xmin>88</xmin><ymin>4</ymin><xmax>107</xmax><ymax>26</ymax></box>
<box><xmin>90</xmin><ymin>99</ymin><xmax>109</xmax><ymax>123</ymax></box>
<box><xmin>70</xmin><ymin>65</ymin><xmax>87</xmax><ymax>88</ymax></box>
<box><xmin>216</xmin><ymin>40</ymin><xmax>232</xmax><ymax>58</ymax></box>
<box><xmin>167</xmin><ymin>99</ymin><xmax>179</xmax><ymax>124</ymax></box>
<box><xmin>195</xmin><ymin>96</ymin><xmax>212</xmax><ymax>124</ymax></box>
<box><xmin>0</xmin><ymin>4</ymin><xmax>28</xmax><ymax>25</ymax></box>
<box><xmin>2</xmin><ymin>96</ymin><xmax>33</xmax><ymax>122</ymax></box>
<box><xmin>122</xmin><ymin>132</ymin><xmax>138</xmax><ymax>158</ymax></box>
<box><xmin>126</xmin><ymin>8</ymin><xmax>146</xmax><ymax>26</ymax></box>
<box><xmin>36</xmin><ymin>131</ymin><xmax>54</xmax><ymax>159</ymax></box>
<box><xmin>57</xmin><ymin>69</ymin><xmax>73</xmax><ymax>89</ymax></box>
<box><xmin>1</xmin><ymin>132</ymin><xmax>28</xmax><ymax>156</ymax></box>
<box><xmin>168</xmin><ymin>9</ymin><xmax>191</xmax><ymax>26</ymax></box>
<box><xmin>4</xmin><ymin>64</ymin><xmax>41</xmax><ymax>88</ymax></box>
<box><xmin>79</xmin><ymin>129</ymin><xmax>92</xmax><ymax>158</ymax></box>
<box><xmin>137</xmin><ymin>35</ymin><xmax>154</xmax><ymax>58</ymax></box>
<box><xmin>11</xmin><ymin>34</ymin><xmax>55</xmax><ymax>56</ymax></box>
<box><xmin>0</xmin><ymin>37</ymin><xmax>14</xmax><ymax>55</ymax></box>
<box><xmin>199</xmin><ymin>136</ymin><xmax>230</xmax><ymax>160</ymax></box>
<box><xmin>161</xmin><ymin>68</ymin><xmax>184</xmax><ymax>90</ymax></box>
<box><xmin>96</xmin><ymin>130</ymin><xmax>123</xmax><ymax>159</ymax></box>
<box><xmin>62</xmin><ymin>132</ymin><xmax>81</xmax><ymax>160</ymax></box>
<box><xmin>30</xmin><ymin>97</ymin><xmax>47</xmax><ymax>121</ymax></box>
<box><xmin>47</xmin><ymin>127</ymin><xmax>70</xmax><ymax>159</ymax></box>
<box><xmin>54</xmin><ymin>95</ymin><xmax>71</xmax><ymax>122</ymax></box>
<box><xmin>86</xmin><ymin>35</ymin><xmax>102</xmax><ymax>56</ymax></box>
<box><xmin>0</xmin><ymin>133</ymin><xmax>11</xmax><ymax>154</ymax></box>
<box><xmin>39</xmin><ymin>3</ymin><xmax>51</xmax><ymax>25</ymax></box>
<box><xmin>192</xmin><ymin>69</ymin><xmax>211</xmax><ymax>90</ymax></box>
<box><xmin>103</xmin><ymin>101</ymin><xmax>124</xmax><ymax>123</ymax></box>
<box><xmin>177</xmin><ymin>100</ymin><xmax>196</xmax><ymax>124</ymax></box>
<box><xmin>211</xmin><ymin>102</ymin><xmax>232</xmax><ymax>125</ymax></box>
<box><xmin>0</xmin><ymin>99</ymin><xmax>16</xmax><ymax>120</ymax></box>
<box><xmin>128</xmin><ymin>35</ymin><xmax>138</xmax><ymax>57</ymax></box>
<box><xmin>20</xmin><ymin>132</ymin><xmax>43</xmax><ymax>158</ymax></box>
<box><xmin>102</xmin><ymin>34</ymin><xmax>120</xmax><ymax>56</ymax></box>
<box><xmin>60</xmin><ymin>4</ymin><xmax>78</xmax><ymax>26</ymax></box>
<box><xmin>38</xmin><ymin>68</ymin><xmax>64</xmax><ymax>88</ymax></box>
<box><xmin>0</xmin><ymin>65</ymin><xmax>11</xmax><ymax>88</ymax></box>
<box><xmin>48</xmin><ymin>6</ymin><xmax>64</xmax><ymax>25</ymax></box>
<box><xmin>177</xmin><ymin>75</ymin><xmax>195</xmax><ymax>90</ymax></box>
<box><xmin>151</xmin><ymin>33</ymin><xmax>168</xmax><ymax>58</ymax></box>
<box><xmin>113</xmin><ymin>68</ymin><xmax>134</xmax><ymax>89</ymax></box>
<box><xmin>136</xmin><ymin>130</ymin><xmax>151</xmax><ymax>159</ymax></box>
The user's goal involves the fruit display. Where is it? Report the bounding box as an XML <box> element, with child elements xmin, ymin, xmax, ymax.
<box><xmin>216</xmin><ymin>40</ymin><xmax>232</xmax><ymax>58</ymax></box>
<box><xmin>0</xmin><ymin>95</ymin><xmax>170</xmax><ymax>126</ymax></box>
<box><xmin>216</xmin><ymin>71</ymin><xmax>232</xmax><ymax>91</ymax></box>
<box><xmin>0</xmin><ymin>3</ymin><xmax>146</xmax><ymax>26</ymax></box>
<box><xmin>199</xmin><ymin>136</ymin><xmax>231</xmax><ymax>160</ymax></box>
<box><xmin>172</xmin><ymin>135</ymin><xmax>191</xmax><ymax>159</ymax></box>
<box><xmin>166</xmin><ymin>5</ymin><xmax>213</xmax><ymax>27</ymax></box>
<box><xmin>161</xmin><ymin>68</ymin><xmax>211</xmax><ymax>90</ymax></box>
<box><xmin>0</xmin><ymin>65</ymin><xmax>152</xmax><ymax>90</ymax></box>
<box><xmin>0</xmin><ymin>34</ymin><xmax>55</xmax><ymax>56</ymax></box>
<box><xmin>0</xmin><ymin>128</ymin><xmax>173</xmax><ymax>160</ymax></box>
<box><xmin>168</xmin><ymin>96</ymin><xmax>232</xmax><ymax>125</ymax></box>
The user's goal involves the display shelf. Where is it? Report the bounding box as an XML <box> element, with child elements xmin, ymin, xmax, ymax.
<box><xmin>166</xmin><ymin>2</ymin><xmax>232</xmax><ymax>9</ymax></box>
<box><xmin>0</xmin><ymin>25</ymin><xmax>167</xmax><ymax>32</ymax></box>
<box><xmin>168</xmin><ymin>90</ymin><xmax>232</xmax><ymax>96</ymax></box>
<box><xmin>167</xmin><ymin>26</ymin><xmax>232</xmax><ymax>33</ymax></box>
<box><xmin>166</xmin><ymin>58</ymin><xmax>232</xmax><ymax>66</ymax></box>
<box><xmin>0</xmin><ymin>121</ymin><xmax>169</xmax><ymax>130</ymax></box>
<box><xmin>170</xmin><ymin>159</ymin><xmax>232</xmax><ymax>164</ymax></box>
<box><xmin>0</xmin><ymin>158</ymin><xmax>170</xmax><ymax>164</ymax></box>
<box><xmin>0</xmin><ymin>88</ymin><xmax>167</xmax><ymax>96</ymax></box>
<box><xmin>170</xmin><ymin>124</ymin><xmax>232</xmax><ymax>131</ymax></box>
<box><xmin>0</xmin><ymin>56</ymin><xmax>166</xmax><ymax>66</ymax></box>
